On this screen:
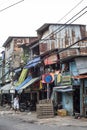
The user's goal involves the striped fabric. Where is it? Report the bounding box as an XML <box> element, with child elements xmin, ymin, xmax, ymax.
<box><xmin>20</xmin><ymin>77</ymin><xmax>40</xmax><ymax>90</ymax></box>
<box><xmin>16</xmin><ymin>76</ymin><xmax>32</xmax><ymax>90</ymax></box>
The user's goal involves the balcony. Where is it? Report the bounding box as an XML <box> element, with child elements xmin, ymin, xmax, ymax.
<box><xmin>59</xmin><ymin>47</ymin><xmax>87</xmax><ymax>60</ymax></box>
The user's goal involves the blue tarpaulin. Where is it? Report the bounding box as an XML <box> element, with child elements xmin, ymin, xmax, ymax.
<box><xmin>19</xmin><ymin>77</ymin><xmax>40</xmax><ymax>90</ymax></box>
<box><xmin>15</xmin><ymin>76</ymin><xmax>32</xmax><ymax>91</ymax></box>
<box><xmin>24</xmin><ymin>57</ymin><xmax>41</xmax><ymax>69</ymax></box>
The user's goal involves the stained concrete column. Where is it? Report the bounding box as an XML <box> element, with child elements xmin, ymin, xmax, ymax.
<box><xmin>80</xmin><ymin>79</ymin><xmax>84</xmax><ymax>116</ymax></box>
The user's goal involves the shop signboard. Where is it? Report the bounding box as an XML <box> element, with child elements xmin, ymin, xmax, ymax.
<box><xmin>61</xmin><ymin>75</ymin><xmax>71</xmax><ymax>85</ymax></box>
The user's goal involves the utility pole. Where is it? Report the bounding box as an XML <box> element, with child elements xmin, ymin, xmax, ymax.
<box><xmin>2</xmin><ymin>52</ymin><xmax>5</xmax><ymax>84</ymax></box>
<box><xmin>9</xmin><ymin>56</ymin><xmax>14</xmax><ymax>102</ymax></box>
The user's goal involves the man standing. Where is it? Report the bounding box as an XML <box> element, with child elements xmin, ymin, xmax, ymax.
<box><xmin>13</xmin><ymin>95</ymin><xmax>19</xmax><ymax>112</ymax></box>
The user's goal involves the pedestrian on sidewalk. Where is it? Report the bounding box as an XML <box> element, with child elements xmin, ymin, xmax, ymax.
<box><xmin>13</xmin><ymin>95</ymin><xmax>19</xmax><ymax>113</ymax></box>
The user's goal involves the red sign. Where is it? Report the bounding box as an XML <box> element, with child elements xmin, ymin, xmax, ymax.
<box><xmin>44</xmin><ymin>54</ymin><xmax>58</xmax><ymax>65</ymax></box>
<box><xmin>42</xmin><ymin>73</ymin><xmax>54</xmax><ymax>84</ymax></box>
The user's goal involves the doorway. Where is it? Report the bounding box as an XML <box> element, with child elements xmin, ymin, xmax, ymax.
<box><xmin>73</xmin><ymin>86</ymin><xmax>80</xmax><ymax>114</ymax></box>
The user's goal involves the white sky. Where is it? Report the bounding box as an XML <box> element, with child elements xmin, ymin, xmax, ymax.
<box><xmin>0</xmin><ymin>0</ymin><xmax>87</xmax><ymax>53</ymax></box>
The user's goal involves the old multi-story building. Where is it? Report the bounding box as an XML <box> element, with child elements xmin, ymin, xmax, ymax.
<box><xmin>2</xmin><ymin>36</ymin><xmax>38</xmax><ymax>83</ymax></box>
<box><xmin>0</xmin><ymin>23</ymin><xmax>87</xmax><ymax>117</ymax></box>
<box><xmin>30</xmin><ymin>23</ymin><xmax>87</xmax><ymax>116</ymax></box>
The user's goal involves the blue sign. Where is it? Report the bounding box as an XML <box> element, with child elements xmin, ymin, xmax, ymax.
<box><xmin>44</xmin><ymin>74</ymin><xmax>53</xmax><ymax>83</ymax></box>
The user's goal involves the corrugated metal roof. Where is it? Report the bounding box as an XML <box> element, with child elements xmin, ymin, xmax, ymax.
<box><xmin>0</xmin><ymin>83</ymin><xmax>11</xmax><ymax>93</ymax></box>
<box><xmin>37</xmin><ymin>23</ymin><xmax>86</xmax><ymax>33</ymax></box>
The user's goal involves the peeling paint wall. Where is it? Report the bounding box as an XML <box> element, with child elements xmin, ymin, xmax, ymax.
<box><xmin>62</xmin><ymin>93</ymin><xmax>73</xmax><ymax>115</ymax></box>
<box><xmin>5</xmin><ymin>38</ymin><xmax>30</xmax><ymax>69</ymax></box>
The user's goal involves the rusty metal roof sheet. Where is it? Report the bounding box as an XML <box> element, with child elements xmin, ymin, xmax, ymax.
<box><xmin>37</xmin><ymin>23</ymin><xmax>86</xmax><ymax>34</ymax></box>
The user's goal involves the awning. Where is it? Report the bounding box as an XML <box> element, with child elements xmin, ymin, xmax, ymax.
<box><xmin>24</xmin><ymin>57</ymin><xmax>41</xmax><ymax>69</ymax></box>
<box><xmin>0</xmin><ymin>83</ymin><xmax>12</xmax><ymax>93</ymax></box>
<box><xmin>72</xmin><ymin>75</ymin><xmax>87</xmax><ymax>79</ymax></box>
<box><xmin>15</xmin><ymin>76</ymin><xmax>32</xmax><ymax>91</ymax></box>
<box><xmin>53</xmin><ymin>85</ymin><xmax>73</xmax><ymax>93</ymax></box>
<box><xmin>18</xmin><ymin>77</ymin><xmax>40</xmax><ymax>90</ymax></box>
<box><xmin>10</xmin><ymin>85</ymin><xmax>17</xmax><ymax>93</ymax></box>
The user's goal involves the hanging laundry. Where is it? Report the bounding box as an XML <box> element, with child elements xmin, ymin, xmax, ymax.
<box><xmin>16</xmin><ymin>68</ymin><xmax>28</xmax><ymax>86</ymax></box>
<box><xmin>57</xmin><ymin>73</ymin><xmax>61</xmax><ymax>83</ymax></box>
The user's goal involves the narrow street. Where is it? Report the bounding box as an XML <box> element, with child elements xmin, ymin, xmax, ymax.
<box><xmin>0</xmin><ymin>115</ymin><xmax>87</xmax><ymax>130</ymax></box>
<box><xmin>0</xmin><ymin>109</ymin><xmax>87</xmax><ymax>130</ymax></box>
<box><xmin>0</xmin><ymin>0</ymin><xmax>87</xmax><ymax>129</ymax></box>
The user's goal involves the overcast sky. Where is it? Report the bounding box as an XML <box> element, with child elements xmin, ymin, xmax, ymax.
<box><xmin>0</xmin><ymin>0</ymin><xmax>87</xmax><ymax>53</ymax></box>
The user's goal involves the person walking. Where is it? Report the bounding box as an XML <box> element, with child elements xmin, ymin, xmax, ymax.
<box><xmin>13</xmin><ymin>95</ymin><xmax>19</xmax><ymax>113</ymax></box>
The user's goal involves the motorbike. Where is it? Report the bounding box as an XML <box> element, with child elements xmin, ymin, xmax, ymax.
<box><xmin>19</xmin><ymin>101</ymin><xmax>36</xmax><ymax>112</ymax></box>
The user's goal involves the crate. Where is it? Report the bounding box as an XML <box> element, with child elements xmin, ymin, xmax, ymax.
<box><xmin>57</xmin><ymin>109</ymin><xmax>67</xmax><ymax>116</ymax></box>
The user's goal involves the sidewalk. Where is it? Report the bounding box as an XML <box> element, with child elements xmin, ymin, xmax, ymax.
<box><xmin>0</xmin><ymin>106</ymin><xmax>87</xmax><ymax>127</ymax></box>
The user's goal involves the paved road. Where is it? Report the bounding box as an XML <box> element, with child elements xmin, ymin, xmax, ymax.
<box><xmin>0</xmin><ymin>115</ymin><xmax>87</xmax><ymax>130</ymax></box>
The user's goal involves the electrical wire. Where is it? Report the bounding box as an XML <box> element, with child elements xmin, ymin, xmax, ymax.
<box><xmin>40</xmin><ymin>0</ymin><xmax>86</xmax><ymax>41</ymax></box>
<box><xmin>29</xmin><ymin>0</ymin><xmax>86</xmax><ymax>47</ymax></box>
<box><xmin>41</xmin><ymin>6</ymin><xmax>87</xmax><ymax>41</ymax></box>
<box><xmin>41</xmin><ymin>36</ymin><xmax>87</xmax><ymax>62</ymax></box>
<box><xmin>58</xmin><ymin>0</ymin><xmax>84</xmax><ymax>23</ymax></box>
<box><xmin>31</xmin><ymin>6</ymin><xmax>87</xmax><ymax>49</ymax></box>
<box><xmin>54</xmin><ymin>10</ymin><xmax>87</xmax><ymax>36</ymax></box>
<box><xmin>0</xmin><ymin>0</ymin><xmax>24</xmax><ymax>12</ymax></box>
<box><xmin>39</xmin><ymin>10</ymin><xmax>87</xmax><ymax>59</ymax></box>
<box><xmin>0</xmin><ymin>0</ymin><xmax>87</xmax><ymax>81</ymax></box>
<box><xmin>58</xmin><ymin>37</ymin><xmax>87</xmax><ymax>53</ymax></box>
<box><xmin>0</xmin><ymin>0</ymin><xmax>86</xmax><ymax>47</ymax></box>
<box><xmin>0</xmin><ymin>0</ymin><xmax>87</xmax><ymax>58</ymax></box>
